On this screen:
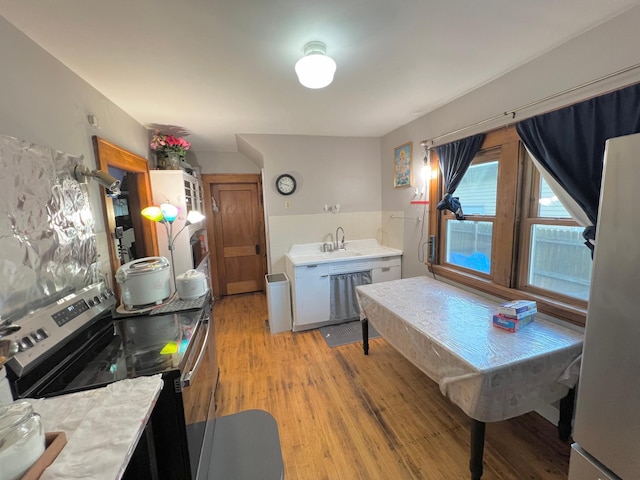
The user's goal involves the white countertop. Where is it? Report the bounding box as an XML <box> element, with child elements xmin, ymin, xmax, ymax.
<box><xmin>286</xmin><ymin>239</ymin><xmax>402</xmax><ymax>266</ymax></box>
<box><xmin>25</xmin><ymin>375</ymin><xmax>163</xmax><ymax>480</ymax></box>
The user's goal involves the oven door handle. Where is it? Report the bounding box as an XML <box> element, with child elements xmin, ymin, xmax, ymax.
<box><xmin>181</xmin><ymin>314</ymin><xmax>211</xmax><ymax>388</ymax></box>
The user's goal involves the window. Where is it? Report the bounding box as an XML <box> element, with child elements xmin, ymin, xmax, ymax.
<box><xmin>443</xmin><ymin>153</ymin><xmax>499</xmax><ymax>275</ymax></box>
<box><xmin>429</xmin><ymin>127</ymin><xmax>588</xmax><ymax>325</ymax></box>
<box><xmin>518</xmin><ymin>172</ymin><xmax>593</xmax><ymax>303</ymax></box>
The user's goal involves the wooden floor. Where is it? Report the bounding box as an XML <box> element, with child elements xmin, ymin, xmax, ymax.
<box><xmin>212</xmin><ymin>292</ymin><xmax>571</xmax><ymax>480</ymax></box>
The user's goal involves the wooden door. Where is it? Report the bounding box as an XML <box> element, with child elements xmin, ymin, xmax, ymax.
<box><xmin>203</xmin><ymin>174</ymin><xmax>266</xmax><ymax>297</ymax></box>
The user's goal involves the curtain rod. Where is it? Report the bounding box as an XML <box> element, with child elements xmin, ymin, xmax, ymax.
<box><xmin>421</xmin><ymin>62</ymin><xmax>640</xmax><ymax>148</ymax></box>
<box><xmin>390</xmin><ymin>214</ymin><xmax>421</xmax><ymax>222</ymax></box>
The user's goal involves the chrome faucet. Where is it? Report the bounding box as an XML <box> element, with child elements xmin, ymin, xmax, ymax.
<box><xmin>335</xmin><ymin>226</ymin><xmax>345</xmax><ymax>250</ymax></box>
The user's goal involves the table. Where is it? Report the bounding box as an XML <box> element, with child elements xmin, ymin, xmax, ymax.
<box><xmin>356</xmin><ymin>277</ymin><xmax>583</xmax><ymax>480</ymax></box>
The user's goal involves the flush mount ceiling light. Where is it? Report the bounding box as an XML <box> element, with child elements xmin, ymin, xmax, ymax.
<box><xmin>295</xmin><ymin>41</ymin><xmax>337</xmax><ymax>89</ymax></box>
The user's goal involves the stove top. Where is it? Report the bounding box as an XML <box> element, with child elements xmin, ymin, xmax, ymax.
<box><xmin>2</xmin><ymin>283</ymin><xmax>116</xmax><ymax>377</ymax></box>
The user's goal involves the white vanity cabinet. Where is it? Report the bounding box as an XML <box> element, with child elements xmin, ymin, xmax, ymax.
<box><xmin>289</xmin><ymin>263</ymin><xmax>330</xmax><ymax>331</ymax></box>
<box><xmin>371</xmin><ymin>256</ymin><xmax>402</xmax><ymax>283</ymax></box>
<box><xmin>285</xmin><ymin>240</ymin><xmax>403</xmax><ymax>332</ymax></box>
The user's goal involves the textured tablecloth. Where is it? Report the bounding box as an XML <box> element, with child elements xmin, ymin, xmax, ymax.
<box><xmin>25</xmin><ymin>375</ymin><xmax>163</xmax><ymax>479</ymax></box>
<box><xmin>356</xmin><ymin>276</ymin><xmax>583</xmax><ymax>422</ymax></box>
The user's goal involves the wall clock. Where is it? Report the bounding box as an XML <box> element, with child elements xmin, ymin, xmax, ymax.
<box><xmin>275</xmin><ymin>174</ymin><xmax>297</xmax><ymax>195</ymax></box>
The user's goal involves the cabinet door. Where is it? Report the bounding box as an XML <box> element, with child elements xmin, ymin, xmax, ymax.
<box><xmin>372</xmin><ymin>256</ymin><xmax>401</xmax><ymax>283</ymax></box>
<box><xmin>183</xmin><ymin>176</ymin><xmax>202</xmax><ymax>213</ymax></box>
<box><xmin>293</xmin><ymin>267</ymin><xmax>330</xmax><ymax>330</ymax></box>
<box><xmin>372</xmin><ymin>266</ymin><xmax>401</xmax><ymax>283</ymax></box>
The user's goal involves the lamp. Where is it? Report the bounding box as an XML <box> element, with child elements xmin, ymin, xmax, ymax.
<box><xmin>74</xmin><ymin>164</ymin><xmax>121</xmax><ymax>195</ymax></box>
<box><xmin>141</xmin><ymin>203</ymin><xmax>205</xmax><ymax>292</ymax></box>
<box><xmin>295</xmin><ymin>41</ymin><xmax>336</xmax><ymax>89</ymax></box>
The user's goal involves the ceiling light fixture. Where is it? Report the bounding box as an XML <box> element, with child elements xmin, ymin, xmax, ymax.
<box><xmin>295</xmin><ymin>41</ymin><xmax>336</xmax><ymax>89</ymax></box>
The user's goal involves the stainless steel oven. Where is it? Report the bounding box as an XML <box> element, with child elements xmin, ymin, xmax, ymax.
<box><xmin>2</xmin><ymin>282</ymin><xmax>218</xmax><ymax>479</ymax></box>
<box><xmin>178</xmin><ymin>299</ymin><xmax>218</xmax><ymax>475</ymax></box>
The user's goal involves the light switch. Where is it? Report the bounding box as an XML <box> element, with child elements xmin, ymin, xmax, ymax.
<box><xmin>285</xmin><ymin>200</ymin><xmax>291</xmax><ymax>208</ymax></box>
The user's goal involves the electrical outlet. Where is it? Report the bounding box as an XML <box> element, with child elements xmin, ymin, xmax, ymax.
<box><xmin>429</xmin><ymin>235</ymin><xmax>436</xmax><ymax>263</ymax></box>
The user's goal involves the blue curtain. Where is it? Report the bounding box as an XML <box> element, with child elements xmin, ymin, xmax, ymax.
<box><xmin>516</xmin><ymin>83</ymin><xmax>640</xmax><ymax>251</ymax></box>
<box><xmin>435</xmin><ymin>134</ymin><xmax>485</xmax><ymax>220</ymax></box>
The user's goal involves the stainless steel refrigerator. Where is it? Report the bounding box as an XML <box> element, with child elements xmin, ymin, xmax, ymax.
<box><xmin>568</xmin><ymin>133</ymin><xmax>640</xmax><ymax>479</ymax></box>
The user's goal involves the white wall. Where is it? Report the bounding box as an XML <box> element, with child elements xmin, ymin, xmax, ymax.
<box><xmin>194</xmin><ymin>151</ymin><xmax>260</xmax><ymax>174</ymax></box>
<box><xmin>238</xmin><ymin>134</ymin><xmax>381</xmax><ymax>216</ymax></box>
<box><xmin>381</xmin><ymin>5</ymin><xmax>640</xmax><ymax>279</ymax></box>
<box><xmin>0</xmin><ymin>18</ymin><xmax>151</xmax><ymax>282</ymax></box>
<box><xmin>195</xmin><ymin>134</ymin><xmax>388</xmax><ymax>273</ymax></box>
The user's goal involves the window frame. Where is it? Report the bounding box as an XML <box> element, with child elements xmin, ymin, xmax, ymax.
<box><xmin>516</xmin><ymin>161</ymin><xmax>590</xmax><ymax>308</ymax></box>
<box><xmin>439</xmin><ymin>147</ymin><xmax>501</xmax><ymax>279</ymax></box>
<box><xmin>428</xmin><ymin>126</ymin><xmax>587</xmax><ymax>326</ymax></box>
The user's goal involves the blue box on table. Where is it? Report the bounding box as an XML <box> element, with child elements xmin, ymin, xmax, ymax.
<box><xmin>492</xmin><ymin>312</ymin><xmax>535</xmax><ymax>332</ymax></box>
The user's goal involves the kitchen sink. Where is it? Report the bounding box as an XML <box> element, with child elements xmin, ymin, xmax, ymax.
<box><xmin>322</xmin><ymin>250</ymin><xmax>362</xmax><ymax>259</ymax></box>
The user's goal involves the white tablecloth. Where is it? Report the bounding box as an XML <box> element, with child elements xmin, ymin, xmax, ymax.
<box><xmin>26</xmin><ymin>375</ymin><xmax>163</xmax><ymax>480</ymax></box>
<box><xmin>356</xmin><ymin>277</ymin><xmax>583</xmax><ymax>422</ymax></box>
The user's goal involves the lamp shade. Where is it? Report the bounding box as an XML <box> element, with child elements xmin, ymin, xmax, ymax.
<box><xmin>141</xmin><ymin>206</ymin><xmax>164</xmax><ymax>223</ymax></box>
<box><xmin>186</xmin><ymin>210</ymin><xmax>206</xmax><ymax>224</ymax></box>
<box><xmin>160</xmin><ymin>203</ymin><xmax>179</xmax><ymax>223</ymax></box>
<box><xmin>295</xmin><ymin>41</ymin><xmax>336</xmax><ymax>89</ymax></box>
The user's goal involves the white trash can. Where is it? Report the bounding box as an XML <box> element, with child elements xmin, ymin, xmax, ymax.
<box><xmin>265</xmin><ymin>273</ymin><xmax>292</xmax><ymax>334</ymax></box>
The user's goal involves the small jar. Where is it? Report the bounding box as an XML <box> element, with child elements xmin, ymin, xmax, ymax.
<box><xmin>0</xmin><ymin>401</ymin><xmax>45</xmax><ymax>480</ymax></box>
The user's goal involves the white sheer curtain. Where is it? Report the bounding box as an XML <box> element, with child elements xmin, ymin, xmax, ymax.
<box><xmin>525</xmin><ymin>146</ymin><xmax>594</xmax><ymax>247</ymax></box>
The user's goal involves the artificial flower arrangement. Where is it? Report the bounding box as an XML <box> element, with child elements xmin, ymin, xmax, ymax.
<box><xmin>150</xmin><ymin>130</ymin><xmax>191</xmax><ymax>158</ymax></box>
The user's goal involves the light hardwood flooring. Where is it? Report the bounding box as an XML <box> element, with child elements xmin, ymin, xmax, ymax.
<box><xmin>212</xmin><ymin>292</ymin><xmax>571</xmax><ymax>479</ymax></box>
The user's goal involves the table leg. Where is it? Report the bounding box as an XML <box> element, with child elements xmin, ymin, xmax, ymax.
<box><xmin>362</xmin><ymin>318</ymin><xmax>369</xmax><ymax>355</ymax></box>
<box><xmin>558</xmin><ymin>387</ymin><xmax>576</xmax><ymax>441</ymax></box>
<box><xmin>469</xmin><ymin>420</ymin><xmax>485</xmax><ymax>480</ymax></box>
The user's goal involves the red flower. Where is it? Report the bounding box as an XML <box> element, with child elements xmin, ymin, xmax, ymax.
<box><xmin>150</xmin><ymin>130</ymin><xmax>191</xmax><ymax>155</ymax></box>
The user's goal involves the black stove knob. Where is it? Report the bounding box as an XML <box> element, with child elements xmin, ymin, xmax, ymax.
<box><xmin>37</xmin><ymin>328</ymin><xmax>49</xmax><ymax>339</ymax></box>
<box><xmin>20</xmin><ymin>336</ymin><xmax>34</xmax><ymax>350</ymax></box>
<box><xmin>93</xmin><ymin>296</ymin><xmax>101</xmax><ymax>304</ymax></box>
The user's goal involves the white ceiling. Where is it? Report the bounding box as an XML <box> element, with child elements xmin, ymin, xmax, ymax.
<box><xmin>1</xmin><ymin>0</ymin><xmax>639</xmax><ymax>152</ymax></box>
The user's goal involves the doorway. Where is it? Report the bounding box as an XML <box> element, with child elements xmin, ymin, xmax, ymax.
<box><xmin>202</xmin><ymin>174</ymin><xmax>267</xmax><ymax>297</ymax></box>
<box><xmin>93</xmin><ymin>136</ymin><xmax>158</xmax><ymax>296</ymax></box>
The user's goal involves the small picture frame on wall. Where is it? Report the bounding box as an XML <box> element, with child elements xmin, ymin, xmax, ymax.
<box><xmin>394</xmin><ymin>142</ymin><xmax>412</xmax><ymax>188</ymax></box>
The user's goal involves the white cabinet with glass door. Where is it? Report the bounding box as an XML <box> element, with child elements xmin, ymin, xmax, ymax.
<box><xmin>149</xmin><ymin>170</ymin><xmax>207</xmax><ymax>281</ymax></box>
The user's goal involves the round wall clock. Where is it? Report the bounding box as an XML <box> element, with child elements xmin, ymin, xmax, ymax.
<box><xmin>275</xmin><ymin>174</ymin><xmax>297</xmax><ymax>195</ymax></box>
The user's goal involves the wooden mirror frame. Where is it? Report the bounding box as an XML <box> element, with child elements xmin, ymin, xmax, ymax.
<box><xmin>92</xmin><ymin>136</ymin><xmax>158</xmax><ymax>297</ymax></box>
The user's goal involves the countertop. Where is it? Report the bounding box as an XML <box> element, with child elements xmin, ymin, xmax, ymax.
<box><xmin>286</xmin><ymin>239</ymin><xmax>402</xmax><ymax>266</ymax></box>
<box><xmin>25</xmin><ymin>375</ymin><xmax>163</xmax><ymax>480</ymax></box>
